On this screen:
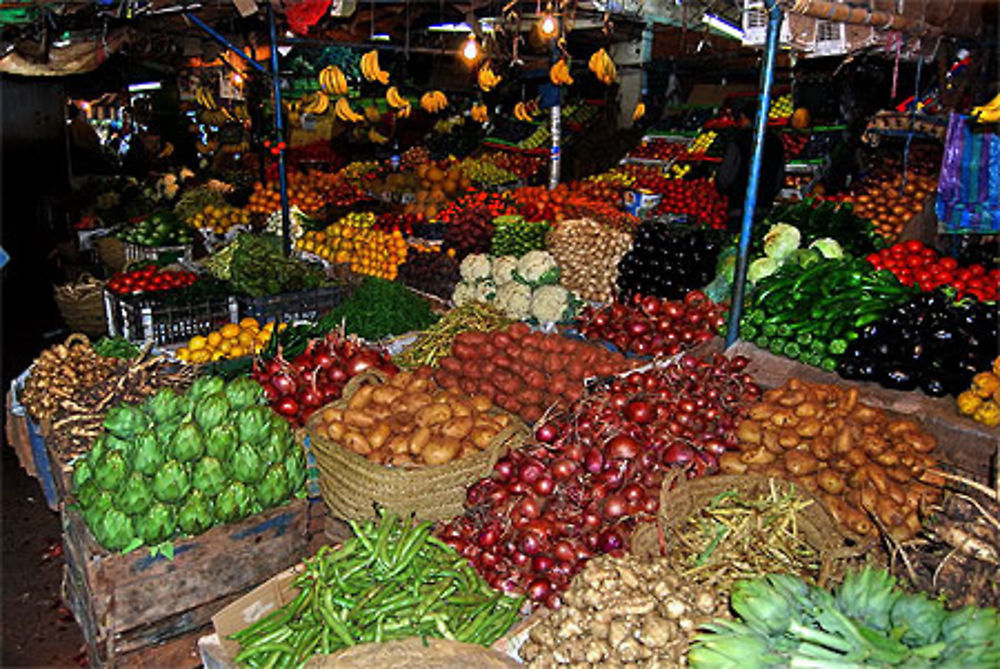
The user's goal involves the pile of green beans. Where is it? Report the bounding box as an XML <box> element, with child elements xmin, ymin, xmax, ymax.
<box><xmin>231</xmin><ymin>514</ymin><xmax>525</xmax><ymax>668</ymax></box>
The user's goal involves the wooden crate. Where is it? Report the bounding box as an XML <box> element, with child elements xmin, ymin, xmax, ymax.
<box><xmin>62</xmin><ymin>498</ymin><xmax>310</xmax><ymax>667</ymax></box>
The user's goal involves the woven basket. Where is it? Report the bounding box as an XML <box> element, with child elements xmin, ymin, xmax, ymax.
<box><xmin>53</xmin><ymin>275</ymin><xmax>108</xmax><ymax>337</ymax></box>
<box><xmin>631</xmin><ymin>474</ymin><xmax>854</xmax><ymax>582</ymax></box>
<box><xmin>305</xmin><ymin>638</ymin><xmax>520</xmax><ymax>668</ymax></box>
<box><xmin>95</xmin><ymin>236</ymin><xmax>126</xmax><ymax>272</ymax></box>
<box><xmin>308</xmin><ymin>370</ymin><xmax>529</xmax><ymax>522</ymax></box>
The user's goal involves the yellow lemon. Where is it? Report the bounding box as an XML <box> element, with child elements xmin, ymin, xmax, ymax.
<box><xmin>189</xmin><ymin>335</ymin><xmax>207</xmax><ymax>351</ymax></box>
<box><xmin>176</xmin><ymin>347</ymin><xmax>191</xmax><ymax>362</ymax></box>
<box><xmin>240</xmin><ymin>317</ymin><xmax>259</xmax><ymax>329</ymax></box>
<box><xmin>238</xmin><ymin>331</ymin><xmax>255</xmax><ymax>348</ymax></box>
<box><xmin>262</xmin><ymin>321</ymin><xmax>276</xmax><ymax>332</ymax></box>
<box><xmin>207</xmin><ymin>331</ymin><xmax>223</xmax><ymax>347</ymax></box>
<box><xmin>230</xmin><ymin>345</ymin><xmax>247</xmax><ymax>358</ymax></box>
<box><xmin>278</xmin><ymin>323</ymin><xmax>289</xmax><ymax>332</ymax></box>
<box><xmin>221</xmin><ymin>323</ymin><xmax>241</xmax><ymax>339</ymax></box>
<box><xmin>190</xmin><ymin>349</ymin><xmax>211</xmax><ymax>364</ymax></box>
<box><xmin>219</xmin><ymin>339</ymin><xmax>233</xmax><ymax>353</ymax></box>
<box><xmin>211</xmin><ymin>349</ymin><xmax>225</xmax><ymax>361</ymax></box>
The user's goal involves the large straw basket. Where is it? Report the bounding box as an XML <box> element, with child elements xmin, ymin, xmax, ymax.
<box><xmin>53</xmin><ymin>275</ymin><xmax>108</xmax><ymax>337</ymax></box>
<box><xmin>307</xmin><ymin>370</ymin><xmax>529</xmax><ymax>522</ymax></box>
<box><xmin>95</xmin><ymin>236</ymin><xmax>126</xmax><ymax>272</ymax></box>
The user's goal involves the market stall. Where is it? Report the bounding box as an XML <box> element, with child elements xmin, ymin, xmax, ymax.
<box><xmin>2</xmin><ymin>0</ymin><xmax>998</xmax><ymax>665</ymax></box>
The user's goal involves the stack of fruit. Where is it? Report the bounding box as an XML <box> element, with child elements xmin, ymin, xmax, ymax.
<box><xmin>687</xmin><ymin>130</ymin><xmax>719</xmax><ymax>157</ymax></box>
<box><xmin>768</xmin><ymin>93</ymin><xmax>794</xmax><ymax>120</ymax></box>
<box><xmin>107</xmin><ymin>266</ymin><xmax>198</xmax><ymax>296</ymax></box>
<box><xmin>187</xmin><ymin>204</ymin><xmax>251</xmax><ymax>236</ymax></box>
<box><xmin>457</xmin><ymin>156</ymin><xmax>518</xmax><ymax>187</ymax></box>
<box><xmin>295</xmin><ymin>212</ymin><xmax>408</xmax><ymax>279</ymax></box>
<box><xmin>626</xmin><ymin>137</ymin><xmax>690</xmax><ymax>162</ymax></box>
<box><xmin>176</xmin><ymin>319</ymin><xmax>283</xmax><ymax>364</ymax></box>
<box><xmin>120</xmin><ymin>212</ymin><xmax>194</xmax><ymax>247</ymax></box>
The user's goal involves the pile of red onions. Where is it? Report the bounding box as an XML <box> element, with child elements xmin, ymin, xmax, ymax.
<box><xmin>575</xmin><ymin>290</ymin><xmax>726</xmax><ymax>358</ymax></box>
<box><xmin>251</xmin><ymin>333</ymin><xmax>398</xmax><ymax>426</ymax></box>
<box><xmin>437</xmin><ymin>353</ymin><xmax>760</xmax><ymax>609</ymax></box>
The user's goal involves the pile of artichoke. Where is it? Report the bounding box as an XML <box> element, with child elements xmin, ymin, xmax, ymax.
<box><xmin>71</xmin><ymin>376</ymin><xmax>307</xmax><ymax>552</ymax></box>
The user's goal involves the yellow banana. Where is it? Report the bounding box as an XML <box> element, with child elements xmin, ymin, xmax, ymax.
<box><xmin>364</xmin><ymin>105</ymin><xmax>381</xmax><ymax>123</ymax></box>
<box><xmin>971</xmin><ymin>92</ymin><xmax>1000</xmax><ymax>120</ymax></box>
<box><xmin>471</xmin><ymin>103</ymin><xmax>488</xmax><ymax>123</ymax></box>
<box><xmin>433</xmin><ymin>91</ymin><xmax>448</xmax><ymax>109</ymax></box>
<box><xmin>376</xmin><ymin>70</ymin><xmax>389</xmax><ymax>85</ymax></box>
<box><xmin>632</xmin><ymin>101</ymin><xmax>646</xmax><ymax>122</ymax></box>
<box><xmin>514</xmin><ymin>102</ymin><xmax>529</xmax><ymax>122</ymax></box>
<box><xmin>974</xmin><ymin>107</ymin><xmax>1000</xmax><ymax>123</ymax></box>
<box><xmin>478</xmin><ymin>64</ymin><xmax>501</xmax><ymax>91</ymax></box>
<box><xmin>335</xmin><ymin>97</ymin><xmax>364</xmax><ymax>123</ymax></box>
<box><xmin>398</xmin><ymin>103</ymin><xmax>411</xmax><ymax>119</ymax></box>
<box><xmin>360</xmin><ymin>51</ymin><xmax>376</xmax><ymax>80</ymax></box>
<box><xmin>369</xmin><ymin>128</ymin><xmax>389</xmax><ymax>144</ymax></box>
<box><xmin>550</xmin><ymin>59</ymin><xmax>573</xmax><ymax>86</ymax></box>
<box><xmin>386</xmin><ymin>86</ymin><xmax>406</xmax><ymax>109</ymax></box>
<box><xmin>304</xmin><ymin>92</ymin><xmax>329</xmax><ymax>115</ymax></box>
<box><xmin>600</xmin><ymin>50</ymin><xmax>616</xmax><ymax>84</ymax></box>
<box><xmin>319</xmin><ymin>66</ymin><xmax>348</xmax><ymax>95</ymax></box>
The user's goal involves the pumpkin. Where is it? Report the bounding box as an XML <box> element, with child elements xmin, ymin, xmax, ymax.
<box><xmin>791</xmin><ymin>107</ymin><xmax>811</xmax><ymax>129</ymax></box>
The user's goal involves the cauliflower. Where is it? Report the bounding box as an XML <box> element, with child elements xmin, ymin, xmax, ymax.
<box><xmin>491</xmin><ymin>255</ymin><xmax>518</xmax><ymax>285</ymax></box>
<box><xmin>495</xmin><ymin>282</ymin><xmax>531</xmax><ymax>319</ymax></box>
<box><xmin>472</xmin><ymin>279</ymin><xmax>497</xmax><ymax>303</ymax></box>
<box><xmin>530</xmin><ymin>284</ymin><xmax>570</xmax><ymax>324</ymax></box>
<box><xmin>516</xmin><ymin>250</ymin><xmax>560</xmax><ymax>286</ymax></box>
<box><xmin>452</xmin><ymin>281</ymin><xmax>477</xmax><ymax>306</ymax></box>
<box><xmin>459</xmin><ymin>254</ymin><xmax>491</xmax><ymax>282</ymax></box>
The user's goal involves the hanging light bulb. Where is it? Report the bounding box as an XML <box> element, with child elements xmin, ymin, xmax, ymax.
<box><xmin>462</xmin><ymin>34</ymin><xmax>479</xmax><ymax>62</ymax></box>
<box><xmin>540</xmin><ymin>13</ymin><xmax>557</xmax><ymax>37</ymax></box>
<box><xmin>231</xmin><ymin>72</ymin><xmax>243</xmax><ymax>85</ymax></box>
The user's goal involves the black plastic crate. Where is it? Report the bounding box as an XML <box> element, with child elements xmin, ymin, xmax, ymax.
<box><xmin>236</xmin><ymin>284</ymin><xmax>349</xmax><ymax>324</ymax></box>
<box><xmin>104</xmin><ymin>289</ymin><xmax>238</xmax><ymax>346</ymax></box>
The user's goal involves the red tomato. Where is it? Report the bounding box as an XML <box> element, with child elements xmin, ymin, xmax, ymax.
<box><xmin>903</xmin><ymin>240</ymin><xmax>924</xmax><ymax>253</ymax></box>
<box><xmin>906</xmin><ymin>255</ymin><xmax>924</xmax><ymax>268</ymax></box>
<box><xmin>939</xmin><ymin>257</ymin><xmax>958</xmax><ymax>270</ymax></box>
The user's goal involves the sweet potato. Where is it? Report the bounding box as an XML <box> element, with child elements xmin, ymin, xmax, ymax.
<box><xmin>785</xmin><ymin>449</ymin><xmax>820</xmax><ymax>476</ymax></box>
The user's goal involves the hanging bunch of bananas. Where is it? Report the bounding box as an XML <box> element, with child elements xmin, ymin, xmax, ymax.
<box><xmin>588</xmin><ymin>48</ymin><xmax>617</xmax><ymax>85</ymax></box>
<box><xmin>971</xmin><ymin>92</ymin><xmax>1000</xmax><ymax>123</ymax></box>
<box><xmin>232</xmin><ymin>103</ymin><xmax>251</xmax><ymax>122</ymax></box>
<box><xmin>360</xmin><ymin>50</ymin><xmax>390</xmax><ymax>84</ymax></box>
<box><xmin>363</xmin><ymin>105</ymin><xmax>381</xmax><ymax>124</ymax></box>
<box><xmin>194</xmin><ymin>85</ymin><xmax>218</xmax><ymax>110</ymax></box>
<box><xmin>318</xmin><ymin>65</ymin><xmax>349</xmax><ymax>95</ymax></box>
<box><xmin>300</xmin><ymin>91</ymin><xmax>330</xmax><ymax>116</ymax></box>
<box><xmin>420</xmin><ymin>90</ymin><xmax>448</xmax><ymax>113</ymax></box>
<box><xmin>514</xmin><ymin>101</ymin><xmax>539</xmax><ymax>122</ymax></box>
<box><xmin>478</xmin><ymin>63</ymin><xmax>502</xmax><ymax>92</ymax></box>
<box><xmin>632</xmin><ymin>101</ymin><xmax>646</xmax><ymax>122</ymax></box>
<box><xmin>386</xmin><ymin>86</ymin><xmax>412</xmax><ymax>119</ymax></box>
<box><xmin>368</xmin><ymin>128</ymin><xmax>389</xmax><ymax>144</ymax></box>
<box><xmin>549</xmin><ymin>58</ymin><xmax>573</xmax><ymax>86</ymax></box>
<box><xmin>470</xmin><ymin>103</ymin><xmax>489</xmax><ymax>124</ymax></box>
<box><xmin>335</xmin><ymin>97</ymin><xmax>365</xmax><ymax>123</ymax></box>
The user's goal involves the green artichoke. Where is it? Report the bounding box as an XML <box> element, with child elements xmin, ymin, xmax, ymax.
<box><xmin>194</xmin><ymin>392</ymin><xmax>230</xmax><ymax>432</ymax></box>
<box><xmin>132</xmin><ymin>429</ymin><xmax>165</xmax><ymax>476</ymax></box>
<box><xmin>255</xmin><ymin>463</ymin><xmax>289</xmax><ymax>508</ymax></box>
<box><xmin>74</xmin><ymin>478</ymin><xmax>100</xmax><ymax>510</ymax></box>
<box><xmin>83</xmin><ymin>490</ymin><xmax>113</xmax><ymax>531</ymax></box>
<box><xmin>93</xmin><ymin>448</ymin><xmax>130</xmax><ymax>492</ymax></box>
<box><xmin>117</xmin><ymin>472</ymin><xmax>154</xmax><ymax>516</ymax></box>
<box><xmin>137</xmin><ymin>502</ymin><xmax>176</xmax><ymax>545</ymax></box>
<box><xmin>144</xmin><ymin>387</ymin><xmax>183</xmax><ymax>424</ymax></box>
<box><xmin>205</xmin><ymin>424</ymin><xmax>237</xmax><ymax>461</ymax></box>
<box><xmin>225</xmin><ymin>376</ymin><xmax>264</xmax><ymax>411</ymax></box>
<box><xmin>230</xmin><ymin>442</ymin><xmax>266</xmax><ymax>484</ymax></box>
<box><xmin>192</xmin><ymin>456</ymin><xmax>228</xmax><ymax>497</ymax></box>
<box><xmin>177</xmin><ymin>490</ymin><xmax>214</xmax><ymax>536</ymax></box>
<box><xmin>214</xmin><ymin>481</ymin><xmax>253</xmax><ymax>523</ymax></box>
<box><xmin>188</xmin><ymin>375</ymin><xmax>225</xmax><ymax>401</ymax></box>
<box><xmin>285</xmin><ymin>449</ymin><xmax>306</xmax><ymax>493</ymax></box>
<box><xmin>155</xmin><ymin>419</ymin><xmax>182</xmax><ymax>448</ymax></box>
<box><xmin>170</xmin><ymin>420</ymin><xmax>204</xmax><ymax>463</ymax></box>
<box><xmin>94</xmin><ymin>508</ymin><xmax>137</xmax><ymax>551</ymax></box>
<box><xmin>152</xmin><ymin>459</ymin><xmax>191</xmax><ymax>503</ymax></box>
<box><xmin>103</xmin><ymin>404</ymin><xmax>148</xmax><ymax>440</ymax></box>
<box><xmin>235</xmin><ymin>406</ymin><xmax>272</xmax><ymax>447</ymax></box>
<box><xmin>71</xmin><ymin>458</ymin><xmax>93</xmax><ymax>494</ymax></box>
<box><xmin>261</xmin><ymin>419</ymin><xmax>293</xmax><ymax>463</ymax></box>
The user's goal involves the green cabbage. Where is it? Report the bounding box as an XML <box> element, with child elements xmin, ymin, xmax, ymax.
<box><xmin>132</xmin><ymin>429</ymin><xmax>165</xmax><ymax>476</ymax></box>
<box><xmin>194</xmin><ymin>392</ymin><xmax>230</xmax><ymax>432</ymax></box>
<box><xmin>93</xmin><ymin>449</ymin><xmax>130</xmax><ymax>492</ymax></box>
<box><xmin>205</xmin><ymin>424</ymin><xmax>237</xmax><ymax>461</ymax></box>
<box><xmin>137</xmin><ymin>503</ymin><xmax>176</xmax><ymax>546</ymax></box>
<box><xmin>188</xmin><ymin>375</ymin><xmax>225</xmax><ymax>401</ymax></box>
<box><xmin>93</xmin><ymin>508</ymin><xmax>137</xmax><ymax>551</ymax></box>
<box><xmin>152</xmin><ymin>459</ymin><xmax>191</xmax><ymax>503</ymax></box>
<box><xmin>144</xmin><ymin>388</ymin><xmax>183</xmax><ymax>424</ymax></box>
<box><xmin>177</xmin><ymin>490</ymin><xmax>214</xmax><ymax>536</ymax></box>
<box><xmin>214</xmin><ymin>481</ymin><xmax>252</xmax><ymax>523</ymax></box>
<box><xmin>225</xmin><ymin>377</ymin><xmax>264</xmax><ymax>411</ymax></box>
<box><xmin>809</xmin><ymin>237</ymin><xmax>844</xmax><ymax>259</ymax></box>
<box><xmin>235</xmin><ymin>406</ymin><xmax>272</xmax><ymax>446</ymax></box>
<box><xmin>192</xmin><ymin>456</ymin><xmax>228</xmax><ymax>497</ymax></box>
<box><xmin>103</xmin><ymin>404</ymin><xmax>149</xmax><ymax>440</ymax></box>
<box><xmin>747</xmin><ymin>257</ymin><xmax>781</xmax><ymax>284</ymax></box>
<box><xmin>762</xmin><ymin>223</ymin><xmax>801</xmax><ymax>261</ymax></box>
<box><xmin>231</xmin><ymin>442</ymin><xmax>265</xmax><ymax>484</ymax></box>
<box><xmin>170</xmin><ymin>420</ymin><xmax>204</xmax><ymax>463</ymax></box>
<box><xmin>255</xmin><ymin>463</ymin><xmax>289</xmax><ymax>508</ymax></box>
<box><xmin>117</xmin><ymin>472</ymin><xmax>154</xmax><ymax>515</ymax></box>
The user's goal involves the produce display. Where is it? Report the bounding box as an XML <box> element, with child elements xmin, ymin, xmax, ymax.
<box><xmin>229</xmin><ymin>234</ymin><xmax>326</xmax><ymax>297</ymax></box>
<box><xmin>727</xmin><ymin>378</ymin><xmax>942</xmax><ymax>540</ymax></box>
<box><xmin>230</xmin><ymin>515</ymin><xmax>523</xmax><ymax>666</ymax></box>
<box><xmin>865</xmin><ymin>240</ymin><xmax>998</xmax><ymax>301</ymax></box>
<box><xmin>439</xmin><ymin>354</ymin><xmax>760</xmax><ymax>606</ymax></box>
<box><xmin>326</xmin><ymin>277</ymin><xmax>439</xmax><ymax>341</ymax></box>
<box><xmin>736</xmin><ymin>258</ymin><xmax>917</xmax><ymax>371</ymax></box>
<box><xmin>396</xmin><ymin>244</ymin><xmax>459</xmax><ymax>299</ymax></box>
<box><xmin>626</xmin><ymin>137</ymin><xmax>692</xmax><ymax>162</ymax></box>
<box><xmin>828</xmin><ymin>160</ymin><xmax>938</xmax><ymax>242</ymax></box>
<box><xmin>177</xmin><ymin>319</ymin><xmax>279</xmax><ymax>364</ymax></box>
<box><xmin>491</xmin><ymin>215</ymin><xmax>550</xmax><ymax>258</ymax></box>
<box><xmin>20</xmin><ymin>335</ymin><xmax>120</xmax><ymax>423</ymax></box>
<box><xmin>957</xmin><ymin>359</ymin><xmax>1000</xmax><ymax>426</ymax></box>
<box><xmin>253</xmin><ymin>331</ymin><xmax>398</xmax><ymax>426</ymax></box>
<box><xmin>457</xmin><ymin>155</ymin><xmax>519</xmax><ymax>186</ymax></box>
<box><xmin>187</xmin><ymin>203</ymin><xmax>251</xmax><ymax>236</ymax></box>
<box><xmin>837</xmin><ymin>290</ymin><xmax>997</xmax><ymax>396</ymax></box>
<box><xmin>316</xmin><ymin>370</ymin><xmax>515</xmax><ymax>467</ymax></box>
<box><xmin>70</xmin><ymin>375</ymin><xmax>306</xmax><ymax>551</ymax></box>
<box><xmin>432</xmin><ymin>323</ymin><xmax>632</xmax><ymax>424</ymax></box>
<box><xmin>576</xmin><ymin>290</ymin><xmax>726</xmax><ymax>357</ymax></box>
<box><xmin>107</xmin><ymin>265</ymin><xmax>198</xmax><ymax>296</ymax></box>
<box><xmin>119</xmin><ymin>212</ymin><xmax>194</xmax><ymax>247</ymax></box>
<box><xmin>295</xmin><ymin>211</ymin><xmax>409</xmax><ymax>280</ymax></box>
<box><xmin>513</xmin><ymin>184</ymin><xmax>638</xmax><ymax>231</ymax></box>
<box><xmin>439</xmin><ymin>193</ymin><xmax>512</xmax><ymax>258</ymax></box>
<box><xmin>690</xmin><ymin>568</ymin><xmax>1000</xmax><ymax>667</ymax></box>
<box><xmin>548</xmin><ymin>218</ymin><xmax>633</xmax><ymax>302</ymax></box>
<box><xmin>763</xmin><ymin>199</ymin><xmax>881</xmax><ymax>257</ymax></box>
<box><xmin>616</xmin><ymin>223</ymin><xmax>725</xmax><ymax>300</ymax></box>
<box><xmin>520</xmin><ymin>553</ymin><xmax>729</xmax><ymax>667</ymax></box>
<box><xmin>394</xmin><ymin>303</ymin><xmax>512</xmax><ymax>369</ymax></box>
<box><xmin>92</xmin><ymin>337</ymin><xmax>141</xmax><ymax>359</ymax></box>
<box><xmin>452</xmin><ymin>252</ymin><xmax>574</xmax><ymax>325</ymax></box>
<box><xmin>649</xmin><ymin>179</ymin><xmax>728</xmax><ymax>229</ymax></box>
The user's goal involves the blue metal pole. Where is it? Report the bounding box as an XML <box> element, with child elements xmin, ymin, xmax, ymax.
<box><xmin>268</xmin><ymin>4</ymin><xmax>292</xmax><ymax>257</ymax></box>
<box><xmin>725</xmin><ymin>0</ymin><xmax>782</xmax><ymax>348</ymax></box>
<box><xmin>184</xmin><ymin>13</ymin><xmax>267</xmax><ymax>75</ymax></box>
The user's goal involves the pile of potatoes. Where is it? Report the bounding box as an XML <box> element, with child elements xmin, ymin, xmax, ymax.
<box><xmin>317</xmin><ymin>369</ymin><xmax>513</xmax><ymax>467</ymax></box>
<box><xmin>722</xmin><ymin>378</ymin><xmax>943</xmax><ymax>540</ymax></box>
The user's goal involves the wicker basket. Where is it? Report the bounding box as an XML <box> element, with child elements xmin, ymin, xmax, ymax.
<box><xmin>308</xmin><ymin>370</ymin><xmax>529</xmax><ymax>522</ymax></box>
<box><xmin>631</xmin><ymin>474</ymin><xmax>854</xmax><ymax>582</ymax></box>
<box><xmin>53</xmin><ymin>275</ymin><xmax>108</xmax><ymax>337</ymax></box>
<box><xmin>305</xmin><ymin>638</ymin><xmax>520</xmax><ymax>668</ymax></box>
<box><xmin>95</xmin><ymin>236</ymin><xmax>126</xmax><ymax>272</ymax></box>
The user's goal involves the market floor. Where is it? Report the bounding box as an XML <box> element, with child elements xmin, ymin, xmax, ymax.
<box><xmin>2</xmin><ymin>446</ymin><xmax>84</xmax><ymax>667</ymax></box>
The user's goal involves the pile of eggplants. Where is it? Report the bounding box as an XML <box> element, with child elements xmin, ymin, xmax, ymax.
<box><xmin>616</xmin><ymin>222</ymin><xmax>725</xmax><ymax>301</ymax></box>
<box><xmin>836</xmin><ymin>290</ymin><xmax>998</xmax><ymax>396</ymax></box>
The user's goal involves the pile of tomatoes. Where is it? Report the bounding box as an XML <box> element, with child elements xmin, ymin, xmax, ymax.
<box><xmin>865</xmin><ymin>240</ymin><xmax>998</xmax><ymax>302</ymax></box>
<box><xmin>651</xmin><ymin>178</ymin><xmax>728</xmax><ymax>229</ymax></box>
<box><xmin>107</xmin><ymin>265</ymin><xmax>197</xmax><ymax>296</ymax></box>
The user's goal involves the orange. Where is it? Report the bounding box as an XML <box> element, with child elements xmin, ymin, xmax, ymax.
<box><xmin>221</xmin><ymin>323</ymin><xmax>241</xmax><ymax>339</ymax></box>
<box><xmin>189</xmin><ymin>335</ymin><xmax>207</xmax><ymax>351</ymax></box>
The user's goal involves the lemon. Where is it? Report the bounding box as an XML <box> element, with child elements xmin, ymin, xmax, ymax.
<box><xmin>238</xmin><ymin>331</ymin><xmax>255</xmax><ymax>348</ymax></box>
<box><xmin>190</xmin><ymin>349</ymin><xmax>211</xmax><ymax>364</ymax></box>
<box><xmin>189</xmin><ymin>335</ymin><xmax>208</xmax><ymax>351</ymax></box>
<box><xmin>221</xmin><ymin>323</ymin><xmax>241</xmax><ymax>339</ymax></box>
<box><xmin>230</xmin><ymin>345</ymin><xmax>247</xmax><ymax>358</ymax></box>
<box><xmin>207</xmin><ymin>331</ymin><xmax>223</xmax><ymax>347</ymax></box>
<box><xmin>239</xmin><ymin>317</ymin><xmax>259</xmax><ymax>329</ymax></box>
<box><xmin>176</xmin><ymin>347</ymin><xmax>191</xmax><ymax>362</ymax></box>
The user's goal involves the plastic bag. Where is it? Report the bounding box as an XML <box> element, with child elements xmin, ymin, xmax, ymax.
<box><xmin>935</xmin><ymin>113</ymin><xmax>1000</xmax><ymax>233</ymax></box>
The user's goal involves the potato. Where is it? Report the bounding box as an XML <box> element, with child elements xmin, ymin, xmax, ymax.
<box><xmin>874</xmin><ymin>451</ymin><xmax>900</xmax><ymax>467</ymax></box>
<box><xmin>347</xmin><ymin>385</ymin><xmax>375</xmax><ymax>410</ymax></box>
<box><xmin>386</xmin><ymin>434</ymin><xmax>409</xmax><ymax>455</ymax></box>
<box><xmin>887</xmin><ymin>419</ymin><xmax>921</xmax><ymax>435</ymax></box>
<box><xmin>795</xmin><ymin>417</ymin><xmax>822</xmax><ymax>437</ymax></box>
<box><xmin>792</xmin><ymin>475</ymin><xmax>819</xmax><ymax>493</ymax></box>
<box><xmin>441</xmin><ymin>416</ymin><xmax>473</xmax><ymax>440</ymax></box>
<box><xmin>777</xmin><ymin>391</ymin><xmax>806</xmax><ymax>407</ymax></box>
<box><xmin>389</xmin><ymin>452</ymin><xmax>413</xmax><ymax>467</ymax></box>
<box><xmin>366</xmin><ymin>448</ymin><xmax>389</xmax><ymax>464</ymax></box>
<box><xmin>850</xmin><ymin>405</ymin><xmax>879</xmax><ymax>424</ymax></box>
<box><xmin>778</xmin><ymin>428</ymin><xmax>799</xmax><ymax>449</ymax></box>
<box><xmin>830</xmin><ymin>457</ymin><xmax>854</xmax><ymax>473</ymax></box>
<box><xmin>793</xmin><ymin>401</ymin><xmax>821</xmax><ymax>418</ymax></box>
<box><xmin>861</xmin><ymin>435</ymin><xmax>888</xmax><ymax>457</ymax></box>
<box><xmin>322</xmin><ymin>407</ymin><xmax>344</xmax><ymax>424</ymax></box>
<box><xmin>785</xmin><ymin>449</ymin><xmax>819</xmax><ymax>476</ymax></box>
<box><xmin>406</xmin><ymin>378</ymin><xmax>431</xmax><ymax>393</ymax></box>
<box><xmin>368</xmin><ymin>421</ymin><xmax>392</xmax><ymax>450</ymax></box>
<box><xmin>769</xmin><ymin>408</ymin><xmax>797</xmax><ymax>427</ymax></box>
<box><xmin>416</xmin><ymin>403</ymin><xmax>452</xmax><ymax>427</ymax></box>
<box><xmin>817</xmin><ymin>469</ymin><xmax>846</xmax><ymax>495</ymax></box>
<box><xmin>863</xmin><ymin>464</ymin><xmax>890</xmax><ymax>495</ymax></box>
<box><xmin>845</xmin><ymin>447</ymin><xmax>868</xmax><ymax>468</ymax></box>
<box><xmin>833</xmin><ymin>428</ymin><xmax>854</xmax><ymax>454</ymax></box>
<box><xmin>493</xmin><ymin>414</ymin><xmax>510</xmax><ymax>428</ymax></box>
<box><xmin>469</xmin><ymin>427</ymin><xmax>497</xmax><ymax>449</ymax></box>
<box><xmin>839</xmin><ymin>388</ymin><xmax>859</xmax><ymax>412</ymax></box>
<box><xmin>907</xmin><ymin>432</ymin><xmax>937</xmax><ymax>453</ymax></box>
<box><xmin>875</xmin><ymin>497</ymin><xmax>905</xmax><ymax>527</ymax></box>
<box><xmin>371</xmin><ymin>386</ymin><xmax>404</xmax><ymax>406</ymax></box>
<box><xmin>422</xmin><ymin>436</ymin><xmax>461</xmax><ymax>465</ymax></box>
<box><xmin>344</xmin><ymin>409</ymin><xmax>375</xmax><ymax>429</ymax></box>
<box><xmin>740</xmin><ymin>447</ymin><xmax>776</xmax><ymax>465</ymax></box>
<box><xmin>719</xmin><ymin>451</ymin><xmax>748</xmax><ymax>475</ymax></box>
<box><xmin>389</xmin><ymin>412</ymin><xmax>414</xmax><ymax>433</ymax></box>
<box><xmin>389</xmin><ymin>371</ymin><xmax>412</xmax><ymax>388</ymax></box>
<box><xmin>401</xmin><ymin>391</ymin><xmax>433</xmax><ymax>413</ymax></box>
<box><xmin>762</xmin><ymin>390</ymin><xmax>783</xmax><ymax>404</ymax></box>
<box><xmin>469</xmin><ymin>394</ymin><xmax>493</xmax><ymax>412</ymax></box>
<box><xmin>343</xmin><ymin>430</ymin><xmax>372</xmax><ymax>455</ymax></box>
<box><xmin>737</xmin><ymin>419</ymin><xmax>763</xmax><ymax>445</ymax></box>
<box><xmin>810</xmin><ymin>437</ymin><xmax>833</xmax><ymax>461</ymax></box>
<box><xmin>886</xmin><ymin>466</ymin><xmax>912</xmax><ymax>484</ymax></box>
<box><xmin>749</xmin><ymin>404</ymin><xmax>777</xmax><ymax>421</ymax></box>
<box><xmin>326</xmin><ymin>421</ymin><xmax>346</xmax><ymax>441</ymax></box>
<box><xmin>762</xmin><ymin>429</ymin><xmax>783</xmax><ymax>453</ymax></box>
<box><xmin>408</xmin><ymin>426</ymin><xmax>431</xmax><ymax>455</ymax></box>
<box><xmin>450</xmin><ymin>401</ymin><xmax>473</xmax><ymax>418</ymax></box>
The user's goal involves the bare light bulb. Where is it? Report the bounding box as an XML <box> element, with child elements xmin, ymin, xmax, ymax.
<box><xmin>540</xmin><ymin>14</ymin><xmax>557</xmax><ymax>36</ymax></box>
<box><xmin>462</xmin><ymin>35</ymin><xmax>479</xmax><ymax>62</ymax></box>
<box><xmin>232</xmin><ymin>73</ymin><xmax>243</xmax><ymax>85</ymax></box>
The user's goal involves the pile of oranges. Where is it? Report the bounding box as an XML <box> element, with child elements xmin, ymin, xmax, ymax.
<box><xmin>187</xmin><ymin>204</ymin><xmax>250</xmax><ymax>234</ymax></box>
<box><xmin>246</xmin><ymin>183</ymin><xmax>282</xmax><ymax>215</ymax></box>
<box><xmin>295</xmin><ymin>211</ymin><xmax>408</xmax><ymax>280</ymax></box>
<box><xmin>176</xmin><ymin>318</ymin><xmax>286</xmax><ymax>363</ymax></box>
<box><xmin>246</xmin><ymin>172</ymin><xmax>343</xmax><ymax>215</ymax></box>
